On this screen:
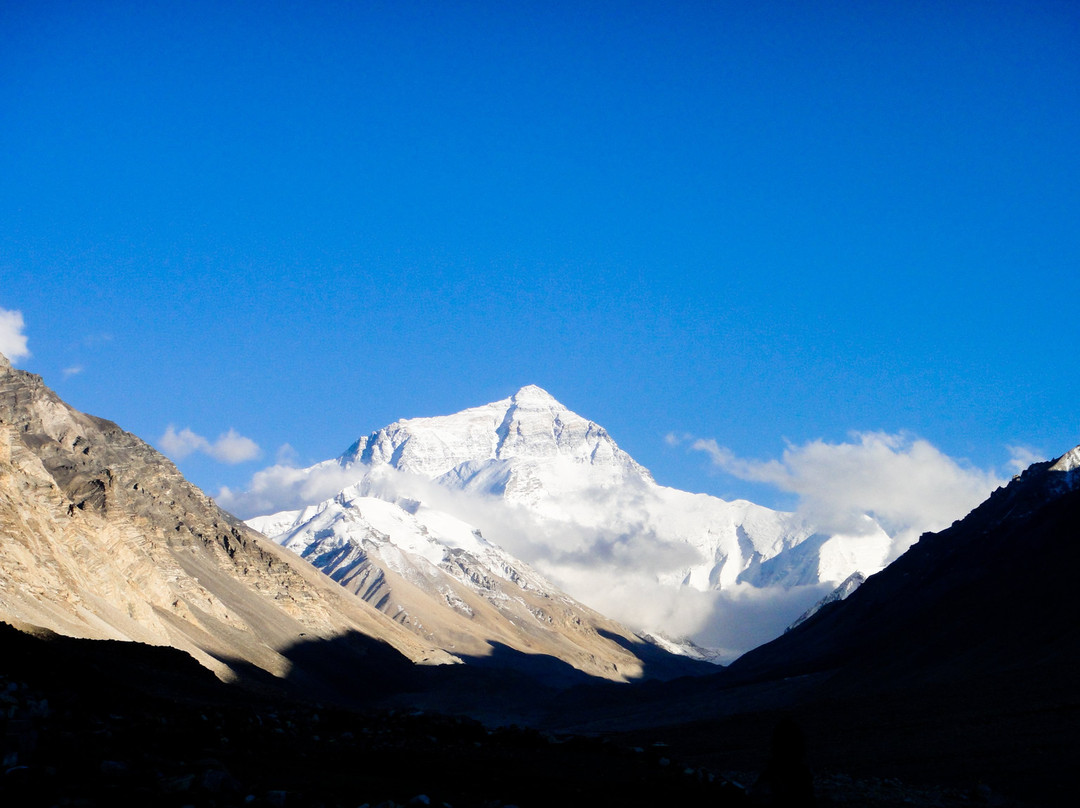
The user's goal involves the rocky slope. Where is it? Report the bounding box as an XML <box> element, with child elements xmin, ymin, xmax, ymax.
<box><xmin>0</xmin><ymin>353</ymin><xmax>705</xmax><ymax>687</ymax></box>
<box><xmin>248</xmin><ymin>477</ymin><xmax>686</xmax><ymax>683</ymax></box>
<box><xmin>0</xmin><ymin>351</ymin><xmax>454</xmax><ymax>691</ymax></box>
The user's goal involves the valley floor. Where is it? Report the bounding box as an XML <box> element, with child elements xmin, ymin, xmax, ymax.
<box><xmin>2</xmin><ymin>623</ymin><xmax>1066</xmax><ymax>807</ymax></box>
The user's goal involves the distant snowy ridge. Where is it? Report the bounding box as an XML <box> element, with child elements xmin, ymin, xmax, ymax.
<box><xmin>1049</xmin><ymin>445</ymin><xmax>1080</xmax><ymax>475</ymax></box>
<box><xmin>333</xmin><ymin>386</ymin><xmax>889</xmax><ymax>589</ymax></box>
<box><xmin>247</xmin><ymin>472</ymin><xmax>560</xmax><ymax>612</ymax></box>
<box><xmin>249</xmin><ymin>386</ymin><xmax>894</xmax><ymax>661</ymax></box>
<box><xmin>786</xmin><ymin>571</ymin><xmax>866</xmax><ymax>632</ymax></box>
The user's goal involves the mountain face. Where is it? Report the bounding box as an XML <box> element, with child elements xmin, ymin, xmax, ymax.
<box><xmin>248</xmin><ymin>386</ymin><xmax>893</xmax><ymax>659</ymax></box>
<box><xmin>247</xmin><ymin>474</ymin><xmax>690</xmax><ymax>682</ymax></box>
<box><xmin>785</xmin><ymin>570</ymin><xmax>865</xmax><ymax>632</ymax></box>
<box><xmin>343</xmin><ymin>384</ymin><xmax>651</xmax><ymax>491</ymax></box>
<box><xmin>0</xmin><ymin>351</ymin><xmax>455</xmax><ymax>693</ymax></box>
<box><xmin>729</xmin><ymin>442</ymin><xmax>1080</xmax><ymax>683</ymax></box>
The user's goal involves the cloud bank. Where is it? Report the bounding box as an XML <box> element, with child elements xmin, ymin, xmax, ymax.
<box><xmin>221</xmin><ymin>458</ymin><xmax>728</xmax><ymax>648</ymax></box>
<box><xmin>221</xmin><ymin>430</ymin><xmax>1014</xmax><ymax>660</ymax></box>
<box><xmin>160</xmin><ymin>425</ymin><xmax>262</xmax><ymax>464</ymax></box>
<box><xmin>0</xmin><ymin>307</ymin><xmax>30</xmax><ymax>362</ymax></box>
<box><xmin>690</xmin><ymin>431</ymin><xmax>1004</xmax><ymax>556</ymax></box>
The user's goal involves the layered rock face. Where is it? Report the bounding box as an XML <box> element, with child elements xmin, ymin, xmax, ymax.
<box><xmin>0</xmin><ymin>352</ymin><xmax>451</xmax><ymax>685</ymax></box>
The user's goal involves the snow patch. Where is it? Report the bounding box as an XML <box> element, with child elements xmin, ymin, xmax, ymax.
<box><xmin>1049</xmin><ymin>445</ymin><xmax>1080</xmax><ymax>473</ymax></box>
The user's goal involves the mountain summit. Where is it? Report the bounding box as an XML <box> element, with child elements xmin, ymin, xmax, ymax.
<box><xmin>249</xmin><ymin>386</ymin><xmax>893</xmax><ymax>660</ymax></box>
<box><xmin>341</xmin><ymin>385</ymin><xmax>650</xmax><ymax>484</ymax></box>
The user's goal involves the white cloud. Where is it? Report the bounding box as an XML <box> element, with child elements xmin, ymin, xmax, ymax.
<box><xmin>691</xmin><ymin>582</ymin><xmax>834</xmax><ymax>662</ymax></box>
<box><xmin>0</xmin><ymin>307</ymin><xmax>30</xmax><ymax>362</ymax></box>
<box><xmin>221</xmin><ymin>430</ymin><xmax>1007</xmax><ymax>660</ymax></box>
<box><xmin>664</xmin><ymin>431</ymin><xmax>691</xmax><ymax>447</ymax></box>
<box><xmin>223</xmin><ymin>458</ymin><xmax>731</xmax><ymax>645</ymax></box>
<box><xmin>160</xmin><ymin>425</ymin><xmax>261</xmax><ymax>465</ymax></box>
<box><xmin>692</xmin><ymin>431</ymin><xmax>1004</xmax><ymax>556</ymax></box>
<box><xmin>209</xmin><ymin>428</ymin><xmax>262</xmax><ymax>463</ymax></box>
<box><xmin>216</xmin><ymin>460</ymin><xmax>367</xmax><ymax>517</ymax></box>
<box><xmin>62</xmin><ymin>365</ymin><xmax>84</xmax><ymax>378</ymax></box>
<box><xmin>1006</xmin><ymin>444</ymin><xmax>1044</xmax><ymax>474</ymax></box>
<box><xmin>224</xmin><ymin>454</ymin><xmax>828</xmax><ymax>659</ymax></box>
<box><xmin>224</xmin><ymin>450</ymin><xmax>828</xmax><ymax>660</ymax></box>
<box><xmin>160</xmin><ymin>426</ymin><xmax>209</xmax><ymax>459</ymax></box>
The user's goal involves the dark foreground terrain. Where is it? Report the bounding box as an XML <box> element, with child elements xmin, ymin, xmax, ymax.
<box><xmin>3</xmin><ymin>620</ymin><xmax>1059</xmax><ymax>808</ymax></box>
<box><xmin>1</xmin><ymin>622</ymin><xmax>746</xmax><ymax>808</ymax></box>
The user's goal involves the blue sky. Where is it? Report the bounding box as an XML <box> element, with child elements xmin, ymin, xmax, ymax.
<box><xmin>2</xmin><ymin>0</ymin><xmax>1078</xmax><ymax>515</ymax></box>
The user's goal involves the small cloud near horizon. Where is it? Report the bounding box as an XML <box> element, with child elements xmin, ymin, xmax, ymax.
<box><xmin>664</xmin><ymin>431</ymin><xmax>692</xmax><ymax>447</ymax></box>
<box><xmin>62</xmin><ymin>365</ymin><xmax>83</xmax><ymax>379</ymax></box>
<box><xmin>160</xmin><ymin>425</ymin><xmax>262</xmax><ymax>465</ymax></box>
<box><xmin>0</xmin><ymin>307</ymin><xmax>30</xmax><ymax>363</ymax></box>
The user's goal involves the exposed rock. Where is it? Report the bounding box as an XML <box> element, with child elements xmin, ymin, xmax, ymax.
<box><xmin>0</xmin><ymin>353</ymin><xmax>454</xmax><ymax>689</ymax></box>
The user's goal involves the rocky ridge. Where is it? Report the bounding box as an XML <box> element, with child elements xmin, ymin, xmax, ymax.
<box><xmin>0</xmin><ymin>351</ymin><xmax>453</xmax><ymax>688</ymax></box>
<box><xmin>0</xmin><ymin>354</ymin><xmax>702</xmax><ymax>686</ymax></box>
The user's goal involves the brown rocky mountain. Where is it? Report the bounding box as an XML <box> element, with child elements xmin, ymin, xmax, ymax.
<box><xmin>0</xmin><ymin>351</ymin><xmax>679</xmax><ymax>692</ymax></box>
<box><xmin>0</xmin><ymin>352</ymin><xmax>454</xmax><ymax>687</ymax></box>
<box><xmin>0</xmin><ymin>349</ymin><xmax>704</xmax><ymax>695</ymax></box>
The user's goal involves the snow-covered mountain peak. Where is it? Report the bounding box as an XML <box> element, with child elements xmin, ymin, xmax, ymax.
<box><xmin>1049</xmin><ymin>444</ymin><xmax>1080</xmax><ymax>474</ymax></box>
<box><xmin>510</xmin><ymin>384</ymin><xmax>560</xmax><ymax>406</ymax></box>
<box><xmin>340</xmin><ymin>386</ymin><xmax>651</xmax><ymax>483</ymax></box>
<box><xmin>248</xmin><ymin>388</ymin><xmax>904</xmax><ymax>661</ymax></box>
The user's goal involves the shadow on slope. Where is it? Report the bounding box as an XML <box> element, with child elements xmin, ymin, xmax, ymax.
<box><xmin>208</xmin><ymin>632</ymin><xmax>591</xmax><ymax>723</ymax></box>
<box><xmin>543</xmin><ymin>459</ymin><xmax>1080</xmax><ymax>806</ymax></box>
<box><xmin>0</xmin><ymin>621</ymin><xmax>749</xmax><ymax>807</ymax></box>
<box><xmin>596</xmin><ymin>628</ymin><xmax>720</xmax><ymax>680</ymax></box>
<box><xmin>216</xmin><ymin>627</ymin><xmax>722</xmax><ymax>723</ymax></box>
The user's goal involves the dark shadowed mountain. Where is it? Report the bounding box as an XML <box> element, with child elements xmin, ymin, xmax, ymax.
<box><xmin>730</xmin><ymin>445</ymin><xmax>1080</xmax><ymax>685</ymax></box>
<box><xmin>548</xmin><ymin>446</ymin><xmax>1080</xmax><ymax>805</ymax></box>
